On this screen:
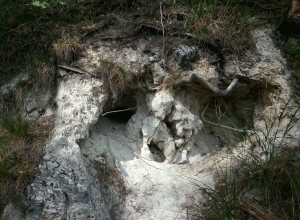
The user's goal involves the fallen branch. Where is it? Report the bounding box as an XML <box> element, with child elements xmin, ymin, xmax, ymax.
<box><xmin>239</xmin><ymin>197</ymin><xmax>280</xmax><ymax>220</ymax></box>
<box><xmin>58</xmin><ymin>65</ymin><xmax>96</xmax><ymax>77</ymax></box>
<box><xmin>200</xmin><ymin>101</ymin><xmax>254</xmax><ymax>133</ymax></box>
<box><xmin>58</xmin><ymin>65</ymin><xmax>86</xmax><ymax>75</ymax></box>
<box><xmin>174</xmin><ymin>73</ymin><xmax>238</xmax><ymax>96</ymax></box>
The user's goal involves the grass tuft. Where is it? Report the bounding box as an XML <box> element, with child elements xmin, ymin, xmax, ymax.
<box><xmin>95</xmin><ymin>60</ymin><xmax>133</xmax><ymax>103</ymax></box>
<box><xmin>197</xmin><ymin>98</ymin><xmax>300</xmax><ymax>219</ymax></box>
<box><xmin>0</xmin><ymin>116</ymin><xmax>29</xmax><ymax>138</ymax></box>
<box><xmin>0</xmin><ymin>116</ymin><xmax>54</xmax><ymax>213</ymax></box>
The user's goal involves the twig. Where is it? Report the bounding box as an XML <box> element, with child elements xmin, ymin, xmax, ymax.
<box><xmin>174</xmin><ymin>73</ymin><xmax>238</xmax><ymax>96</ymax></box>
<box><xmin>133</xmin><ymin>152</ymin><xmax>164</xmax><ymax>170</ymax></box>
<box><xmin>101</xmin><ymin>107</ymin><xmax>137</xmax><ymax>117</ymax></box>
<box><xmin>58</xmin><ymin>65</ymin><xmax>96</xmax><ymax>77</ymax></box>
<box><xmin>72</xmin><ymin>65</ymin><xmax>95</xmax><ymax>75</ymax></box>
<box><xmin>58</xmin><ymin>65</ymin><xmax>85</xmax><ymax>74</ymax></box>
<box><xmin>239</xmin><ymin>197</ymin><xmax>280</xmax><ymax>220</ymax></box>
<box><xmin>159</xmin><ymin>1</ymin><xmax>165</xmax><ymax>56</ymax></box>
<box><xmin>200</xmin><ymin>101</ymin><xmax>254</xmax><ymax>133</ymax></box>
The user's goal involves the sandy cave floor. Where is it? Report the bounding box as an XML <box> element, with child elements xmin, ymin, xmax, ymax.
<box><xmin>81</xmin><ymin>116</ymin><xmax>234</xmax><ymax>220</ymax></box>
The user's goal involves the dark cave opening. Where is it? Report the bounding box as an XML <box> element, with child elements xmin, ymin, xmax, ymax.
<box><xmin>102</xmin><ymin>91</ymin><xmax>138</xmax><ymax>123</ymax></box>
<box><xmin>104</xmin><ymin>106</ymin><xmax>136</xmax><ymax>123</ymax></box>
<box><xmin>149</xmin><ymin>142</ymin><xmax>166</xmax><ymax>163</ymax></box>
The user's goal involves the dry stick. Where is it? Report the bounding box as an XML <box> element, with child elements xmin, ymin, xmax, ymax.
<box><xmin>58</xmin><ymin>65</ymin><xmax>86</xmax><ymax>74</ymax></box>
<box><xmin>200</xmin><ymin>101</ymin><xmax>254</xmax><ymax>133</ymax></box>
<box><xmin>159</xmin><ymin>1</ymin><xmax>165</xmax><ymax>56</ymax></box>
<box><xmin>101</xmin><ymin>107</ymin><xmax>137</xmax><ymax>117</ymax></box>
<box><xmin>58</xmin><ymin>65</ymin><xmax>96</xmax><ymax>77</ymax></box>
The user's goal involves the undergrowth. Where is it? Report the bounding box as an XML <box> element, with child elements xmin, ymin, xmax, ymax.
<box><xmin>196</xmin><ymin>97</ymin><xmax>300</xmax><ymax>219</ymax></box>
<box><xmin>0</xmin><ymin>0</ymin><xmax>291</xmax><ymax>87</ymax></box>
<box><xmin>0</xmin><ymin>115</ymin><xmax>53</xmax><ymax>212</ymax></box>
<box><xmin>95</xmin><ymin>60</ymin><xmax>133</xmax><ymax>103</ymax></box>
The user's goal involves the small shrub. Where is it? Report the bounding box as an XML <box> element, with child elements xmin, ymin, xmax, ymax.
<box><xmin>283</xmin><ymin>38</ymin><xmax>300</xmax><ymax>85</ymax></box>
<box><xmin>53</xmin><ymin>34</ymin><xmax>82</xmax><ymax>65</ymax></box>
<box><xmin>93</xmin><ymin>151</ymin><xmax>127</xmax><ymax>200</ymax></box>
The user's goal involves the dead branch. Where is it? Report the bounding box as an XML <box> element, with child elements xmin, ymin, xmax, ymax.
<box><xmin>58</xmin><ymin>65</ymin><xmax>85</xmax><ymax>74</ymax></box>
<box><xmin>58</xmin><ymin>65</ymin><xmax>96</xmax><ymax>77</ymax></box>
<box><xmin>200</xmin><ymin>101</ymin><xmax>254</xmax><ymax>133</ymax></box>
<box><xmin>174</xmin><ymin>73</ymin><xmax>238</xmax><ymax>96</ymax></box>
<box><xmin>159</xmin><ymin>1</ymin><xmax>165</xmax><ymax>56</ymax></box>
<box><xmin>239</xmin><ymin>197</ymin><xmax>280</xmax><ymax>220</ymax></box>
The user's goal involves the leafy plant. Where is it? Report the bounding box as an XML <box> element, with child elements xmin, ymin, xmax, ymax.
<box><xmin>31</xmin><ymin>0</ymin><xmax>49</xmax><ymax>9</ymax></box>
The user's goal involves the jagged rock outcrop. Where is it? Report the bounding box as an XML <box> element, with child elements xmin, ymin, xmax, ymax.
<box><xmin>1</xmin><ymin>27</ymin><xmax>297</xmax><ymax>220</ymax></box>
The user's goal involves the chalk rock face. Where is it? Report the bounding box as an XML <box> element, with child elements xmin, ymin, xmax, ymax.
<box><xmin>3</xmin><ymin>27</ymin><xmax>296</xmax><ymax>220</ymax></box>
<box><xmin>152</xmin><ymin>62</ymin><xmax>166</xmax><ymax>85</ymax></box>
<box><xmin>126</xmin><ymin>89</ymin><xmax>202</xmax><ymax>163</ymax></box>
<box><xmin>25</xmin><ymin>75</ymin><xmax>110</xmax><ymax>219</ymax></box>
<box><xmin>167</xmin><ymin>103</ymin><xmax>202</xmax><ymax>139</ymax></box>
<box><xmin>146</xmin><ymin>90</ymin><xmax>173</xmax><ymax>120</ymax></box>
<box><xmin>127</xmin><ymin>90</ymin><xmax>176</xmax><ymax>162</ymax></box>
<box><xmin>167</xmin><ymin>101</ymin><xmax>203</xmax><ymax>163</ymax></box>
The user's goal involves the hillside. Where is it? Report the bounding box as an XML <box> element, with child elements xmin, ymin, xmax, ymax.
<box><xmin>1</xmin><ymin>1</ymin><xmax>300</xmax><ymax>219</ymax></box>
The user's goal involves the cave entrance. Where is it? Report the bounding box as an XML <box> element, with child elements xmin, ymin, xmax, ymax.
<box><xmin>102</xmin><ymin>91</ymin><xmax>137</xmax><ymax>124</ymax></box>
<box><xmin>104</xmin><ymin>106</ymin><xmax>136</xmax><ymax>123</ymax></box>
<box><xmin>149</xmin><ymin>141</ymin><xmax>166</xmax><ymax>163</ymax></box>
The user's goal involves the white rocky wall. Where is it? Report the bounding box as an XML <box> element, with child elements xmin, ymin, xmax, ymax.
<box><xmin>2</xmin><ymin>28</ymin><xmax>296</xmax><ymax>220</ymax></box>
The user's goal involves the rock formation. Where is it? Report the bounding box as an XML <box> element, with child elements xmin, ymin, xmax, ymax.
<box><xmin>1</xmin><ymin>26</ymin><xmax>298</xmax><ymax>219</ymax></box>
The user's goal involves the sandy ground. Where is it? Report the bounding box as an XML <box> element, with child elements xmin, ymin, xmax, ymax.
<box><xmin>81</xmin><ymin>116</ymin><xmax>234</xmax><ymax>220</ymax></box>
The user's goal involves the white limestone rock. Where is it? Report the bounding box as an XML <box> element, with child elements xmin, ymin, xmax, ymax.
<box><xmin>152</xmin><ymin>62</ymin><xmax>166</xmax><ymax>85</ymax></box>
<box><xmin>146</xmin><ymin>91</ymin><xmax>173</xmax><ymax>120</ymax></box>
<box><xmin>167</xmin><ymin>102</ymin><xmax>203</xmax><ymax>138</ymax></box>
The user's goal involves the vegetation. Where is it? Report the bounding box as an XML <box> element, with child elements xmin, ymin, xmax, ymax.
<box><xmin>0</xmin><ymin>0</ymin><xmax>292</xmax><ymax>79</ymax></box>
<box><xmin>93</xmin><ymin>149</ymin><xmax>128</xmax><ymax>210</ymax></box>
<box><xmin>96</xmin><ymin>60</ymin><xmax>133</xmax><ymax>103</ymax></box>
<box><xmin>1</xmin><ymin>0</ymin><xmax>299</xmax><ymax>217</ymax></box>
<box><xmin>0</xmin><ymin>116</ymin><xmax>53</xmax><ymax>212</ymax></box>
<box><xmin>195</xmin><ymin>98</ymin><xmax>300</xmax><ymax>219</ymax></box>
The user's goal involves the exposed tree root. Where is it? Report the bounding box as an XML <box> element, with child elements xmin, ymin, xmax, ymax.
<box><xmin>174</xmin><ymin>73</ymin><xmax>238</xmax><ymax>96</ymax></box>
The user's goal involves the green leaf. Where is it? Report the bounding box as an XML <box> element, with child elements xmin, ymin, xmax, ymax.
<box><xmin>31</xmin><ymin>1</ymin><xmax>49</xmax><ymax>9</ymax></box>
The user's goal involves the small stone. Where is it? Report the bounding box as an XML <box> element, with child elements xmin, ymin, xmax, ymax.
<box><xmin>173</xmin><ymin>44</ymin><xmax>197</xmax><ymax>70</ymax></box>
<box><xmin>149</xmin><ymin>56</ymin><xmax>155</xmax><ymax>62</ymax></box>
<box><xmin>95</xmin><ymin>156</ymin><xmax>105</xmax><ymax>164</ymax></box>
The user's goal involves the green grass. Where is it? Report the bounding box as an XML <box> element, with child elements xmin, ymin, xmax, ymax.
<box><xmin>0</xmin><ymin>0</ymin><xmax>292</xmax><ymax>80</ymax></box>
<box><xmin>0</xmin><ymin>116</ymin><xmax>29</xmax><ymax>138</ymax></box>
<box><xmin>0</xmin><ymin>116</ymin><xmax>53</xmax><ymax>213</ymax></box>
